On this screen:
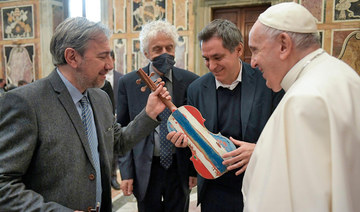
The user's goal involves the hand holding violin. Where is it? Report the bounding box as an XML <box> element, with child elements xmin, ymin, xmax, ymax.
<box><xmin>222</xmin><ymin>137</ymin><xmax>256</xmax><ymax>176</ymax></box>
<box><xmin>145</xmin><ymin>82</ymin><xmax>171</xmax><ymax>120</ymax></box>
<box><xmin>166</xmin><ymin>131</ymin><xmax>188</xmax><ymax>148</ymax></box>
<box><xmin>137</xmin><ymin>68</ymin><xmax>236</xmax><ymax>179</ymax></box>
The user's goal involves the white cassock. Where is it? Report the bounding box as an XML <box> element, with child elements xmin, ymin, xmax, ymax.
<box><xmin>243</xmin><ymin>49</ymin><xmax>360</xmax><ymax>212</ymax></box>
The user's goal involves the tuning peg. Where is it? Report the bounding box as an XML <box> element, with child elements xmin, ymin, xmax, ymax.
<box><xmin>141</xmin><ymin>85</ymin><xmax>148</xmax><ymax>92</ymax></box>
<box><xmin>156</xmin><ymin>78</ymin><xmax>162</xmax><ymax>83</ymax></box>
<box><xmin>149</xmin><ymin>72</ymin><xmax>155</xmax><ymax>77</ymax></box>
<box><xmin>154</xmin><ymin>78</ymin><xmax>162</xmax><ymax>86</ymax></box>
<box><xmin>136</xmin><ymin>79</ymin><xmax>142</xmax><ymax>84</ymax></box>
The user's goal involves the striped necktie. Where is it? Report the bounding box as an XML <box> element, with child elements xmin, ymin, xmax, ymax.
<box><xmin>79</xmin><ymin>96</ymin><xmax>102</xmax><ymax>206</ymax></box>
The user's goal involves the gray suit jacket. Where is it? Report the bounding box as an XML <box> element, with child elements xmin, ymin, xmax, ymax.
<box><xmin>0</xmin><ymin>70</ymin><xmax>159</xmax><ymax>211</ymax></box>
<box><xmin>113</xmin><ymin>70</ymin><xmax>122</xmax><ymax>109</ymax></box>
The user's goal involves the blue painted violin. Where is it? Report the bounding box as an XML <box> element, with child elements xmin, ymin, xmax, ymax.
<box><xmin>136</xmin><ymin>68</ymin><xmax>236</xmax><ymax>179</ymax></box>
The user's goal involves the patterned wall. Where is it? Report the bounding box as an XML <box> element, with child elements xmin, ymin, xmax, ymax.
<box><xmin>109</xmin><ymin>0</ymin><xmax>195</xmax><ymax>75</ymax></box>
<box><xmin>0</xmin><ymin>2</ymin><xmax>38</xmax><ymax>85</ymax></box>
<box><xmin>0</xmin><ymin>0</ymin><xmax>358</xmax><ymax>81</ymax></box>
<box><xmin>0</xmin><ymin>0</ymin><xmax>65</xmax><ymax>85</ymax></box>
<box><xmin>299</xmin><ymin>0</ymin><xmax>360</xmax><ymax>75</ymax></box>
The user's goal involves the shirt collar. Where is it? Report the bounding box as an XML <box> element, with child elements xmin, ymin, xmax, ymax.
<box><xmin>107</xmin><ymin>69</ymin><xmax>114</xmax><ymax>77</ymax></box>
<box><xmin>215</xmin><ymin>61</ymin><xmax>242</xmax><ymax>90</ymax></box>
<box><xmin>106</xmin><ymin>70</ymin><xmax>114</xmax><ymax>87</ymax></box>
<box><xmin>57</xmin><ymin>68</ymin><xmax>85</xmax><ymax>104</ymax></box>
<box><xmin>281</xmin><ymin>48</ymin><xmax>324</xmax><ymax>91</ymax></box>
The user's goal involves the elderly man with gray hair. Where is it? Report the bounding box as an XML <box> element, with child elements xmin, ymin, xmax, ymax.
<box><xmin>225</xmin><ymin>2</ymin><xmax>360</xmax><ymax>212</ymax></box>
<box><xmin>117</xmin><ymin>20</ymin><xmax>198</xmax><ymax>212</ymax></box>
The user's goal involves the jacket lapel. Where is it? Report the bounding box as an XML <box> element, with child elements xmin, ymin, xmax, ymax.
<box><xmin>241</xmin><ymin>63</ymin><xmax>256</xmax><ymax>137</ymax></box>
<box><xmin>141</xmin><ymin>65</ymin><xmax>153</xmax><ymax>103</ymax></box>
<box><xmin>172</xmin><ymin>67</ymin><xmax>185</xmax><ymax>107</ymax></box>
<box><xmin>202</xmin><ymin>74</ymin><xmax>218</xmax><ymax>132</ymax></box>
<box><xmin>49</xmin><ymin>70</ymin><xmax>96</xmax><ymax>168</ymax></box>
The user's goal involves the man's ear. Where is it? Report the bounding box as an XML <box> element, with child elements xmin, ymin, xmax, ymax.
<box><xmin>64</xmin><ymin>48</ymin><xmax>79</xmax><ymax>68</ymax></box>
<box><xmin>278</xmin><ymin>32</ymin><xmax>292</xmax><ymax>60</ymax></box>
<box><xmin>236</xmin><ymin>42</ymin><xmax>244</xmax><ymax>57</ymax></box>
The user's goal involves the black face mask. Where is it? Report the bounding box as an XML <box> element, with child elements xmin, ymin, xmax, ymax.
<box><xmin>152</xmin><ymin>53</ymin><xmax>175</xmax><ymax>74</ymax></box>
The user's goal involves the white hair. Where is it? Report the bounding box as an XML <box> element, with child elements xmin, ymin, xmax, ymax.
<box><xmin>139</xmin><ymin>20</ymin><xmax>179</xmax><ymax>54</ymax></box>
<box><xmin>262</xmin><ymin>24</ymin><xmax>320</xmax><ymax>50</ymax></box>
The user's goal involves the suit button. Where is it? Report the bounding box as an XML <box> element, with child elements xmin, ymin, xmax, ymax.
<box><xmin>89</xmin><ymin>174</ymin><xmax>95</xmax><ymax>180</ymax></box>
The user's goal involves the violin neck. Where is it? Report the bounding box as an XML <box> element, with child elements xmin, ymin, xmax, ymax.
<box><xmin>137</xmin><ymin>68</ymin><xmax>177</xmax><ymax>112</ymax></box>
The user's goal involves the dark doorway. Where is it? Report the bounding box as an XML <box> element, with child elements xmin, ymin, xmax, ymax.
<box><xmin>212</xmin><ymin>5</ymin><xmax>270</xmax><ymax>63</ymax></box>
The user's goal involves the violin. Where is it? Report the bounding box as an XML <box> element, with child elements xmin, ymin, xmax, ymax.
<box><xmin>136</xmin><ymin>68</ymin><xmax>236</xmax><ymax>179</ymax></box>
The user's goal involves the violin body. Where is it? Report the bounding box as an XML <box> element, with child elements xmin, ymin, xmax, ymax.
<box><xmin>136</xmin><ymin>68</ymin><xmax>236</xmax><ymax>180</ymax></box>
<box><xmin>167</xmin><ymin>105</ymin><xmax>236</xmax><ymax>179</ymax></box>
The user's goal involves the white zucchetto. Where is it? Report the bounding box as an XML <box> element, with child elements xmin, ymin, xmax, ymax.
<box><xmin>258</xmin><ymin>2</ymin><xmax>318</xmax><ymax>33</ymax></box>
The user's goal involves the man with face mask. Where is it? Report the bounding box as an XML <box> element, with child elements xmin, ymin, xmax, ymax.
<box><xmin>117</xmin><ymin>20</ymin><xmax>199</xmax><ymax>212</ymax></box>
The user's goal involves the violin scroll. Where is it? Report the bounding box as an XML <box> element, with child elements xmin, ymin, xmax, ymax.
<box><xmin>136</xmin><ymin>68</ymin><xmax>177</xmax><ymax>111</ymax></box>
<box><xmin>136</xmin><ymin>72</ymin><xmax>163</xmax><ymax>92</ymax></box>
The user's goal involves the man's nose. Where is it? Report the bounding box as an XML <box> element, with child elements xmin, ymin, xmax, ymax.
<box><xmin>208</xmin><ymin>60</ymin><xmax>217</xmax><ymax>71</ymax></box>
<box><xmin>250</xmin><ymin>57</ymin><xmax>257</xmax><ymax>68</ymax></box>
<box><xmin>105</xmin><ymin>55</ymin><xmax>114</xmax><ymax>70</ymax></box>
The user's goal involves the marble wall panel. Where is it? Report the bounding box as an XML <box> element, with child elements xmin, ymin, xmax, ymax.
<box><xmin>173</xmin><ymin>0</ymin><xmax>188</xmax><ymax>30</ymax></box>
<box><xmin>334</xmin><ymin>0</ymin><xmax>360</xmax><ymax>21</ymax></box>
<box><xmin>2</xmin><ymin>5</ymin><xmax>34</xmax><ymax>40</ymax></box>
<box><xmin>131</xmin><ymin>38</ymin><xmax>148</xmax><ymax>71</ymax></box>
<box><xmin>175</xmin><ymin>35</ymin><xmax>187</xmax><ymax>69</ymax></box>
<box><xmin>132</xmin><ymin>0</ymin><xmax>166</xmax><ymax>32</ymax></box>
<box><xmin>300</xmin><ymin>0</ymin><xmax>325</xmax><ymax>23</ymax></box>
<box><xmin>114</xmin><ymin>0</ymin><xmax>126</xmax><ymax>33</ymax></box>
<box><xmin>332</xmin><ymin>29</ymin><xmax>355</xmax><ymax>57</ymax></box>
<box><xmin>337</xmin><ymin>30</ymin><xmax>360</xmax><ymax>74</ymax></box>
<box><xmin>3</xmin><ymin>44</ymin><xmax>35</xmax><ymax>85</ymax></box>
<box><xmin>114</xmin><ymin>38</ymin><xmax>127</xmax><ymax>75</ymax></box>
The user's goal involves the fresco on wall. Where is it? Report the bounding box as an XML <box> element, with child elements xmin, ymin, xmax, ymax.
<box><xmin>300</xmin><ymin>0</ymin><xmax>324</xmax><ymax>23</ymax></box>
<box><xmin>1</xmin><ymin>5</ymin><xmax>34</xmax><ymax>40</ymax></box>
<box><xmin>4</xmin><ymin>44</ymin><xmax>34</xmax><ymax>85</ymax></box>
<box><xmin>334</xmin><ymin>0</ymin><xmax>360</xmax><ymax>21</ymax></box>
<box><xmin>338</xmin><ymin>31</ymin><xmax>360</xmax><ymax>75</ymax></box>
<box><xmin>132</xmin><ymin>0</ymin><xmax>166</xmax><ymax>31</ymax></box>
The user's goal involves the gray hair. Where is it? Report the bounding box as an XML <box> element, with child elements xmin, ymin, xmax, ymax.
<box><xmin>261</xmin><ymin>24</ymin><xmax>320</xmax><ymax>50</ymax></box>
<box><xmin>198</xmin><ymin>19</ymin><xmax>244</xmax><ymax>53</ymax></box>
<box><xmin>139</xmin><ymin>20</ymin><xmax>178</xmax><ymax>54</ymax></box>
<box><xmin>50</xmin><ymin>17</ymin><xmax>111</xmax><ymax>66</ymax></box>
